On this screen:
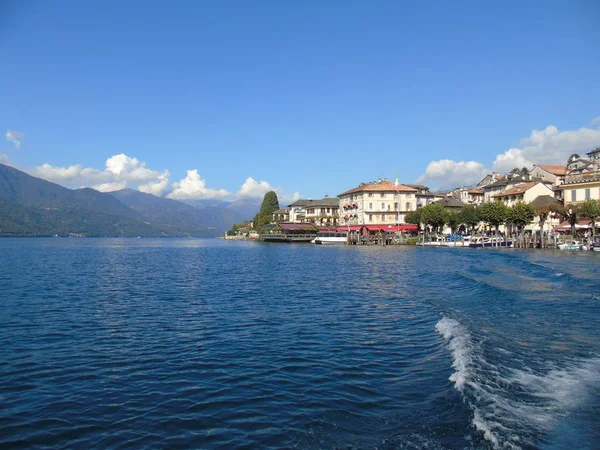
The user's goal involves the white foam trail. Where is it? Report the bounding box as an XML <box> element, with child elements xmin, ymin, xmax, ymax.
<box><xmin>435</xmin><ymin>317</ymin><xmax>472</xmax><ymax>391</ymax></box>
<box><xmin>436</xmin><ymin>316</ymin><xmax>600</xmax><ymax>450</ymax></box>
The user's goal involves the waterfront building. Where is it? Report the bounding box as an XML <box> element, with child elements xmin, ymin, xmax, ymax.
<box><xmin>338</xmin><ymin>178</ymin><xmax>417</xmax><ymax>226</ymax></box>
<box><xmin>481</xmin><ymin>174</ymin><xmax>550</xmax><ymax>203</ymax></box>
<box><xmin>491</xmin><ymin>181</ymin><xmax>555</xmax><ymax>207</ymax></box>
<box><xmin>272</xmin><ymin>208</ymin><xmax>289</xmax><ymax>222</ymax></box>
<box><xmin>476</xmin><ymin>172</ymin><xmax>505</xmax><ymax>189</ymax></box>
<box><xmin>434</xmin><ymin>196</ymin><xmax>468</xmax><ymax>209</ymax></box>
<box><xmin>529</xmin><ymin>165</ymin><xmax>567</xmax><ymax>187</ymax></box>
<box><xmin>447</xmin><ymin>187</ymin><xmax>484</xmax><ymax>206</ymax></box>
<box><xmin>561</xmin><ymin>148</ymin><xmax>600</xmax><ymax>205</ymax></box>
<box><xmin>567</xmin><ymin>148</ymin><xmax>600</xmax><ymax>175</ymax></box>
<box><xmin>530</xmin><ymin>165</ymin><xmax>567</xmax><ymax>201</ymax></box>
<box><xmin>287</xmin><ymin>196</ymin><xmax>339</xmax><ymax>225</ymax></box>
<box><xmin>561</xmin><ymin>173</ymin><xmax>600</xmax><ymax>205</ymax></box>
<box><xmin>405</xmin><ymin>184</ymin><xmax>436</xmax><ymax>209</ymax></box>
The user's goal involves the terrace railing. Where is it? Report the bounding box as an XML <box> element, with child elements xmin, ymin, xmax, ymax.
<box><xmin>565</xmin><ymin>171</ymin><xmax>600</xmax><ymax>184</ymax></box>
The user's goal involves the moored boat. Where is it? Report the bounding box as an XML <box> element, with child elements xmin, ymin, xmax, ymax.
<box><xmin>558</xmin><ymin>240</ymin><xmax>584</xmax><ymax>251</ymax></box>
<box><xmin>416</xmin><ymin>235</ymin><xmax>447</xmax><ymax>246</ymax></box>
<box><xmin>443</xmin><ymin>235</ymin><xmax>472</xmax><ymax>247</ymax></box>
<box><xmin>312</xmin><ymin>231</ymin><xmax>348</xmax><ymax>245</ymax></box>
<box><xmin>469</xmin><ymin>236</ymin><xmax>513</xmax><ymax>248</ymax></box>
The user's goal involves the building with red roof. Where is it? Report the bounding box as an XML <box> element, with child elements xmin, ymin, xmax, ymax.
<box><xmin>338</xmin><ymin>178</ymin><xmax>418</xmax><ymax>227</ymax></box>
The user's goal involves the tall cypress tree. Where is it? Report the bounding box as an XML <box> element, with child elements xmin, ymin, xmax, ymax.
<box><xmin>253</xmin><ymin>191</ymin><xmax>280</xmax><ymax>230</ymax></box>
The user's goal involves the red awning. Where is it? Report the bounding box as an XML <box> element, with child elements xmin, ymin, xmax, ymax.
<box><xmin>338</xmin><ymin>225</ymin><xmax>363</xmax><ymax>232</ymax></box>
<box><xmin>366</xmin><ymin>224</ymin><xmax>418</xmax><ymax>232</ymax></box>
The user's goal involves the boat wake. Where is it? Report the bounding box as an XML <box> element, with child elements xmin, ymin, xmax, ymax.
<box><xmin>436</xmin><ymin>316</ymin><xmax>600</xmax><ymax>449</ymax></box>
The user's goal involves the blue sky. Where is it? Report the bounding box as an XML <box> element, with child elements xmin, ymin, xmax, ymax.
<box><xmin>1</xmin><ymin>0</ymin><xmax>600</xmax><ymax>202</ymax></box>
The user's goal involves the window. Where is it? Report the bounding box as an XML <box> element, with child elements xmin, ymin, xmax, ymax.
<box><xmin>369</xmin><ymin>214</ymin><xmax>373</xmax><ymax>222</ymax></box>
<box><xmin>381</xmin><ymin>202</ymin><xmax>385</xmax><ymax>210</ymax></box>
<box><xmin>368</xmin><ymin>193</ymin><xmax>373</xmax><ymax>197</ymax></box>
<box><xmin>394</xmin><ymin>202</ymin><xmax>398</xmax><ymax>210</ymax></box>
<box><xmin>381</xmin><ymin>214</ymin><xmax>385</xmax><ymax>221</ymax></box>
<box><xmin>380</xmin><ymin>193</ymin><xmax>385</xmax><ymax>198</ymax></box>
<box><xmin>585</xmin><ymin>188</ymin><xmax>590</xmax><ymax>200</ymax></box>
<box><xmin>406</xmin><ymin>202</ymin><xmax>411</xmax><ymax>211</ymax></box>
<box><xmin>369</xmin><ymin>202</ymin><xmax>372</xmax><ymax>209</ymax></box>
<box><xmin>387</xmin><ymin>204</ymin><xmax>391</xmax><ymax>211</ymax></box>
<box><xmin>571</xmin><ymin>190</ymin><xmax>577</xmax><ymax>202</ymax></box>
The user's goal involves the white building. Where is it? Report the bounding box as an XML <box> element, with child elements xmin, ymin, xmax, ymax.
<box><xmin>491</xmin><ymin>181</ymin><xmax>555</xmax><ymax>207</ymax></box>
<box><xmin>287</xmin><ymin>197</ymin><xmax>339</xmax><ymax>225</ymax></box>
<box><xmin>338</xmin><ymin>179</ymin><xmax>417</xmax><ymax>225</ymax></box>
<box><xmin>529</xmin><ymin>165</ymin><xmax>567</xmax><ymax>187</ymax></box>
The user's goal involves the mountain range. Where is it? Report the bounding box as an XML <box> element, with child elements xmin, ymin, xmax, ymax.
<box><xmin>0</xmin><ymin>164</ymin><xmax>255</xmax><ymax>237</ymax></box>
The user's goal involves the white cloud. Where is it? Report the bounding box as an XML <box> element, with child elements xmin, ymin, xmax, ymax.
<box><xmin>92</xmin><ymin>181</ymin><xmax>128</xmax><ymax>192</ymax></box>
<box><xmin>167</xmin><ymin>169</ymin><xmax>230</xmax><ymax>200</ymax></box>
<box><xmin>492</xmin><ymin>122</ymin><xmax>600</xmax><ymax>172</ymax></box>
<box><xmin>416</xmin><ymin>159</ymin><xmax>490</xmax><ymax>189</ymax></box>
<box><xmin>235</xmin><ymin>176</ymin><xmax>300</xmax><ymax>205</ymax></box>
<box><xmin>139</xmin><ymin>173</ymin><xmax>170</xmax><ymax>196</ymax></box>
<box><xmin>237</xmin><ymin>177</ymin><xmax>276</xmax><ymax>199</ymax></box>
<box><xmin>32</xmin><ymin>153</ymin><xmax>170</xmax><ymax>193</ymax></box>
<box><xmin>5</xmin><ymin>130</ymin><xmax>24</xmax><ymax>149</ymax></box>
<box><xmin>0</xmin><ymin>153</ymin><xmax>11</xmax><ymax>165</ymax></box>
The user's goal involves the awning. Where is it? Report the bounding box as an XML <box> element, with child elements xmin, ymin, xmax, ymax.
<box><xmin>338</xmin><ymin>225</ymin><xmax>363</xmax><ymax>232</ymax></box>
<box><xmin>553</xmin><ymin>220</ymin><xmax>592</xmax><ymax>231</ymax></box>
<box><xmin>364</xmin><ymin>224</ymin><xmax>418</xmax><ymax>232</ymax></box>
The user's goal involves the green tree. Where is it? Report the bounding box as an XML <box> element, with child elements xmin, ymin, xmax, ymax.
<box><xmin>445</xmin><ymin>210</ymin><xmax>462</xmax><ymax>234</ymax></box>
<box><xmin>226</xmin><ymin>223</ymin><xmax>239</xmax><ymax>236</ymax></box>
<box><xmin>420</xmin><ymin>203</ymin><xmax>448</xmax><ymax>234</ymax></box>
<box><xmin>577</xmin><ymin>199</ymin><xmax>600</xmax><ymax>237</ymax></box>
<box><xmin>405</xmin><ymin>209</ymin><xmax>423</xmax><ymax>228</ymax></box>
<box><xmin>479</xmin><ymin>201</ymin><xmax>508</xmax><ymax>233</ymax></box>
<box><xmin>458</xmin><ymin>205</ymin><xmax>480</xmax><ymax>234</ymax></box>
<box><xmin>506</xmin><ymin>202</ymin><xmax>536</xmax><ymax>233</ymax></box>
<box><xmin>252</xmin><ymin>191</ymin><xmax>280</xmax><ymax>231</ymax></box>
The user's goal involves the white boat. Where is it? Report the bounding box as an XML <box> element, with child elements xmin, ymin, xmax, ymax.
<box><xmin>558</xmin><ymin>240</ymin><xmax>584</xmax><ymax>251</ymax></box>
<box><xmin>312</xmin><ymin>231</ymin><xmax>348</xmax><ymax>245</ymax></box>
<box><xmin>469</xmin><ymin>236</ymin><xmax>513</xmax><ymax>248</ymax></box>
<box><xmin>443</xmin><ymin>236</ymin><xmax>472</xmax><ymax>247</ymax></box>
<box><xmin>417</xmin><ymin>235</ymin><xmax>447</xmax><ymax>246</ymax></box>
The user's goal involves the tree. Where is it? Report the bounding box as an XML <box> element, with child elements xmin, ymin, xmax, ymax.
<box><xmin>420</xmin><ymin>203</ymin><xmax>448</xmax><ymax>234</ymax></box>
<box><xmin>577</xmin><ymin>199</ymin><xmax>600</xmax><ymax>237</ymax></box>
<box><xmin>567</xmin><ymin>153</ymin><xmax>580</xmax><ymax>164</ymax></box>
<box><xmin>226</xmin><ymin>223</ymin><xmax>239</xmax><ymax>236</ymax></box>
<box><xmin>510</xmin><ymin>167</ymin><xmax>530</xmax><ymax>177</ymax></box>
<box><xmin>405</xmin><ymin>209</ymin><xmax>423</xmax><ymax>229</ymax></box>
<box><xmin>458</xmin><ymin>206</ymin><xmax>480</xmax><ymax>234</ymax></box>
<box><xmin>252</xmin><ymin>191</ymin><xmax>280</xmax><ymax>231</ymax></box>
<box><xmin>479</xmin><ymin>201</ymin><xmax>508</xmax><ymax>233</ymax></box>
<box><xmin>506</xmin><ymin>202</ymin><xmax>536</xmax><ymax>234</ymax></box>
<box><xmin>531</xmin><ymin>197</ymin><xmax>562</xmax><ymax>248</ymax></box>
<box><xmin>557</xmin><ymin>204</ymin><xmax>578</xmax><ymax>236</ymax></box>
<box><xmin>445</xmin><ymin>210</ymin><xmax>462</xmax><ymax>235</ymax></box>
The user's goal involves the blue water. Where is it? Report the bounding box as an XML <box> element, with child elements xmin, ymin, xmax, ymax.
<box><xmin>1</xmin><ymin>239</ymin><xmax>599</xmax><ymax>449</ymax></box>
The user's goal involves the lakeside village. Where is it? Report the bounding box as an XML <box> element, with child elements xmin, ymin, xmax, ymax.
<box><xmin>226</xmin><ymin>148</ymin><xmax>600</xmax><ymax>251</ymax></box>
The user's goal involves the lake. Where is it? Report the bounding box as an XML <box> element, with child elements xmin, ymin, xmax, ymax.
<box><xmin>1</xmin><ymin>239</ymin><xmax>599</xmax><ymax>449</ymax></box>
